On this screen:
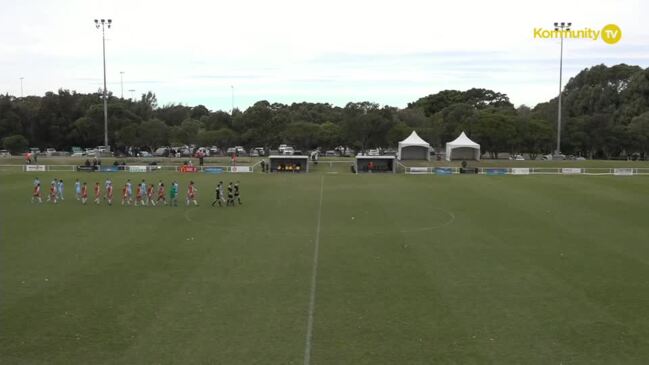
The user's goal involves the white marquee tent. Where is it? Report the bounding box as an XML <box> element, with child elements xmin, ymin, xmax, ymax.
<box><xmin>445</xmin><ymin>131</ymin><xmax>480</xmax><ymax>161</ymax></box>
<box><xmin>397</xmin><ymin>131</ymin><xmax>431</xmax><ymax>160</ymax></box>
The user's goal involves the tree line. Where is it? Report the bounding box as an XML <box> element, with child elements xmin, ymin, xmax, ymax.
<box><xmin>1</xmin><ymin>63</ymin><xmax>648</xmax><ymax>159</ymax></box>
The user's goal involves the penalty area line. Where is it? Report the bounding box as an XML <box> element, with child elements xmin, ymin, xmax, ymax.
<box><xmin>304</xmin><ymin>175</ymin><xmax>324</xmax><ymax>365</ymax></box>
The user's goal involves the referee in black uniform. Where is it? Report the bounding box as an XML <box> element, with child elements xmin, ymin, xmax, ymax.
<box><xmin>227</xmin><ymin>182</ymin><xmax>234</xmax><ymax>207</ymax></box>
<box><xmin>211</xmin><ymin>181</ymin><xmax>223</xmax><ymax>207</ymax></box>
<box><xmin>234</xmin><ymin>181</ymin><xmax>242</xmax><ymax>205</ymax></box>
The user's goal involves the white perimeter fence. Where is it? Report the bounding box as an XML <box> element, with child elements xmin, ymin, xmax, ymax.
<box><xmin>404</xmin><ymin>167</ymin><xmax>649</xmax><ymax>176</ymax></box>
<box><xmin>2</xmin><ymin>164</ymin><xmax>649</xmax><ymax>176</ymax></box>
<box><xmin>0</xmin><ymin>165</ymin><xmax>255</xmax><ymax>173</ymax></box>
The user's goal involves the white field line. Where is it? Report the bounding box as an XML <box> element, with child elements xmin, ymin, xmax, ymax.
<box><xmin>304</xmin><ymin>175</ymin><xmax>324</xmax><ymax>365</ymax></box>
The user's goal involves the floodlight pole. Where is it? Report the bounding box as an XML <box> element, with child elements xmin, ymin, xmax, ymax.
<box><xmin>95</xmin><ymin>18</ymin><xmax>112</xmax><ymax>149</ymax></box>
<box><xmin>20</xmin><ymin>77</ymin><xmax>24</xmax><ymax>97</ymax></box>
<box><xmin>231</xmin><ymin>85</ymin><xmax>235</xmax><ymax>114</ymax></box>
<box><xmin>120</xmin><ymin>71</ymin><xmax>124</xmax><ymax>99</ymax></box>
<box><xmin>554</xmin><ymin>21</ymin><xmax>571</xmax><ymax>156</ymax></box>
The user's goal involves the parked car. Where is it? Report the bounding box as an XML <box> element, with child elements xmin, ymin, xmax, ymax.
<box><xmin>253</xmin><ymin>147</ymin><xmax>266</xmax><ymax>156</ymax></box>
<box><xmin>325</xmin><ymin>150</ymin><xmax>337</xmax><ymax>157</ymax></box>
<box><xmin>180</xmin><ymin>147</ymin><xmax>193</xmax><ymax>157</ymax></box>
<box><xmin>138</xmin><ymin>151</ymin><xmax>152</xmax><ymax>157</ymax></box>
<box><xmin>194</xmin><ymin>147</ymin><xmax>209</xmax><ymax>157</ymax></box>
<box><xmin>543</xmin><ymin>154</ymin><xmax>566</xmax><ymax>160</ymax></box>
<box><xmin>29</xmin><ymin>147</ymin><xmax>42</xmax><ymax>155</ymax></box>
<box><xmin>281</xmin><ymin>147</ymin><xmax>295</xmax><ymax>155</ymax></box>
<box><xmin>368</xmin><ymin>149</ymin><xmax>380</xmax><ymax>156</ymax></box>
<box><xmin>226</xmin><ymin>146</ymin><xmax>247</xmax><ymax>156</ymax></box>
<box><xmin>71</xmin><ymin>147</ymin><xmax>85</xmax><ymax>157</ymax></box>
<box><xmin>153</xmin><ymin>147</ymin><xmax>169</xmax><ymax>157</ymax></box>
<box><xmin>209</xmin><ymin>146</ymin><xmax>220</xmax><ymax>156</ymax></box>
<box><xmin>0</xmin><ymin>149</ymin><xmax>11</xmax><ymax>157</ymax></box>
<box><xmin>45</xmin><ymin>148</ymin><xmax>57</xmax><ymax>156</ymax></box>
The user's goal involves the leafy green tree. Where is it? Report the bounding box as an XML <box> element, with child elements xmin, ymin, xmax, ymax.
<box><xmin>474</xmin><ymin>108</ymin><xmax>517</xmax><ymax>158</ymax></box>
<box><xmin>434</xmin><ymin>103</ymin><xmax>479</xmax><ymax>143</ymax></box>
<box><xmin>396</xmin><ymin>107</ymin><xmax>429</xmax><ymax>128</ymax></box>
<box><xmin>191</xmin><ymin>105</ymin><xmax>210</xmax><ymax>119</ymax></box>
<box><xmin>202</xmin><ymin>111</ymin><xmax>232</xmax><ymax>130</ymax></box>
<box><xmin>386</xmin><ymin>123</ymin><xmax>411</xmax><ymax>147</ymax></box>
<box><xmin>520</xmin><ymin>118</ymin><xmax>553</xmax><ymax>159</ymax></box>
<box><xmin>629</xmin><ymin>111</ymin><xmax>649</xmax><ymax>158</ymax></box>
<box><xmin>212</xmin><ymin>128</ymin><xmax>238</xmax><ymax>150</ymax></box>
<box><xmin>139</xmin><ymin>119</ymin><xmax>168</xmax><ymax>149</ymax></box>
<box><xmin>281</xmin><ymin>122</ymin><xmax>320</xmax><ymax>149</ymax></box>
<box><xmin>174</xmin><ymin>118</ymin><xmax>202</xmax><ymax>145</ymax></box>
<box><xmin>154</xmin><ymin>104</ymin><xmax>191</xmax><ymax>126</ymax></box>
<box><xmin>2</xmin><ymin>134</ymin><xmax>28</xmax><ymax>154</ymax></box>
<box><xmin>319</xmin><ymin>122</ymin><xmax>343</xmax><ymax>149</ymax></box>
<box><xmin>115</xmin><ymin>124</ymin><xmax>140</xmax><ymax>148</ymax></box>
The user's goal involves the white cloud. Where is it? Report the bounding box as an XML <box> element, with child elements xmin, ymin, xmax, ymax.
<box><xmin>0</xmin><ymin>0</ymin><xmax>647</xmax><ymax>109</ymax></box>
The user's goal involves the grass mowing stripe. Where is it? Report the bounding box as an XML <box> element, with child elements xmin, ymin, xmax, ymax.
<box><xmin>304</xmin><ymin>175</ymin><xmax>324</xmax><ymax>365</ymax></box>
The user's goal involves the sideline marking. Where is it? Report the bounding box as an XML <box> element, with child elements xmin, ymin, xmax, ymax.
<box><xmin>304</xmin><ymin>175</ymin><xmax>324</xmax><ymax>365</ymax></box>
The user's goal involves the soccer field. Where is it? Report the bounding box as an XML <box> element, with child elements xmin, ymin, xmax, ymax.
<box><xmin>2</xmin><ymin>171</ymin><xmax>649</xmax><ymax>363</ymax></box>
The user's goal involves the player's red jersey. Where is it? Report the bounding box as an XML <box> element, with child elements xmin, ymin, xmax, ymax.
<box><xmin>147</xmin><ymin>186</ymin><xmax>154</xmax><ymax>198</ymax></box>
<box><xmin>187</xmin><ymin>185</ymin><xmax>195</xmax><ymax>198</ymax></box>
<box><xmin>33</xmin><ymin>185</ymin><xmax>41</xmax><ymax>196</ymax></box>
<box><xmin>81</xmin><ymin>185</ymin><xmax>88</xmax><ymax>198</ymax></box>
<box><xmin>50</xmin><ymin>185</ymin><xmax>56</xmax><ymax>197</ymax></box>
<box><xmin>122</xmin><ymin>186</ymin><xmax>128</xmax><ymax>198</ymax></box>
<box><xmin>94</xmin><ymin>185</ymin><xmax>101</xmax><ymax>197</ymax></box>
<box><xmin>136</xmin><ymin>186</ymin><xmax>142</xmax><ymax>200</ymax></box>
<box><xmin>158</xmin><ymin>186</ymin><xmax>165</xmax><ymax>198</ymax></box>
<box><xmin>107</xmin><ymin>185</ymin><xmax>113</xmax><ymax>198</ymax></box>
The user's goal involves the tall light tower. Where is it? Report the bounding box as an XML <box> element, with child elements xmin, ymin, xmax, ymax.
<box><xmin>120</xmin><ymin>71</ymin><xmax>125</xmax><ymax>99</ymax></box>
<box><xmin>94</xmin><ymin>18</ymin><xmax>112</xmax><ymax>149</ymax></box>
<box><xmin>231</xmin><ymin>85</ymin><xmax>235</xmax><ymax>114</ymax></box>
<box><xmin>554</xmin><ymin>21</ymin><xmax>571</xmax><ymax>156</ymax></box>
<box><xmin>19</xmin><ymin>77</ymin><xmax>24</xmax><ymax>97</ymax></box>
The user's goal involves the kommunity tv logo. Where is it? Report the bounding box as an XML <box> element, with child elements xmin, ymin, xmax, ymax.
<box><xmin>534</xmin><ymin>24</ymin><xmax>622</xmax><ymax>44</ymax></box>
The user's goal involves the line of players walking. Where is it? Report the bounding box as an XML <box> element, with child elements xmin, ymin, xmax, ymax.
<box><xmin>31</xmin><ymin>177</ymin><xmax>242</xmax><ymax>207</ymax></box>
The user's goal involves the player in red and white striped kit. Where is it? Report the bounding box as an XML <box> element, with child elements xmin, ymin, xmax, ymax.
<box><xmin>106</xmin><ymin>182</ymin><xmax>114</xmax><ymax>206</ymax></box>
<box><xmin>32</xmin><ymin>183</ymin><xmax>43</xmax><ymax>204</ymax></box>
<box><xmin>81</xmin><ymin>182</ymin><xmax>88</xmax><ymax>205</ymax></box>
<box><xmin>46</xmin><ymin>182</ymin><xmax>58</xmax><ymax>204</ymax></box>
<box><xmin>157</xmin><ymin>182</ymin><xmax>167</xmax><ymax>206</ymax></box>
<box><xmin>186</xmin><ymin>181</ymin><xmax>198</xmax><ymax>206</ymax></box>
<box><xmin>94</xmin><ymin>182</ymin><xmax>102</xmax><ymax>205</ymax></box>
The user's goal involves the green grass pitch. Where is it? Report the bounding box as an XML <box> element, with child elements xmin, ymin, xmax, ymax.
<box><xmin>2</xmin><ymin>170</ymin><xmax>649</xmax><ymax>363</ymax></box>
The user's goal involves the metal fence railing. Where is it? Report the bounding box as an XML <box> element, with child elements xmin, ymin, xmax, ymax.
<box><xmin>3</xmin><ymin>164</ymin><xmax>649</xmax><ymax>176</ymax></box>
<box><xmin>403</xmin><ymin>166</ymin><xmax>649</xmax><ymax>176</ymax></box>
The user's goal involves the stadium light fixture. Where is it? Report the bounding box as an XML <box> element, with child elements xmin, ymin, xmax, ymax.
<box><xmin>554</xmin><ymin>21</ymin><xmax>571</xmax><ymax>156</ymax></box>
<box><xmin>94</xmin><ymin>18</ymin><xmax>112</xmax><ymax>150</ymax></box>
<box><xmin>120</xmin><ymin>71</ymin><xmax>124</xmax><ymax>99</ymax></box>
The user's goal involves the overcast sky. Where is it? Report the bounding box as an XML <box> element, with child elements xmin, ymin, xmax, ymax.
<box><xmin>1</xmin><ymin>0</ymin><xmax>647</xmax><ymax>111</ymax></box>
